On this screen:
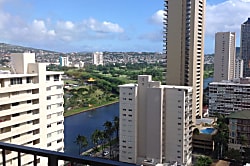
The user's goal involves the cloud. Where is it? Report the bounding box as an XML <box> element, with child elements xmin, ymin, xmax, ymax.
<box><xmin>206</xmin><ymin>0</ymin><xmax>250</xmax><ymax>37</ymax></box>
<box><xmin>149</xmin><ymin>10</ymin><xmax>165</xmax><ymax>25</ymax></box>
<box><xmin>83</xmin><ymin>18</ymin><xmax>124</xmax><ymax>33</ymax></box>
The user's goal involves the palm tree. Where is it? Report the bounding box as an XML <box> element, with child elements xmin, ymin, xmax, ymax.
<box><xmin>91</xmin><ymin>129</ymin><xmax>104</xmax><ymax>152</ymax></box>
<box><xmin>74</xmin><ymin>134</ymin><xmax>88</xmax><ymax>155</ymax></box>
<box><xmin>103</xmin><ymin>121</ymin><xmax>114</xmax><ymax>158</ymax></box>
<box><xmin>113</xmin><ymin>116</ymin><xmax>119</xmax><ymax>141</ymax></box>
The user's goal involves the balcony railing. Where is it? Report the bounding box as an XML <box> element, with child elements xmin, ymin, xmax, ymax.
<box><xmin>0</xmin><ymin>142</ymin><xmax>137</xmax><ymax>166</ymax></box>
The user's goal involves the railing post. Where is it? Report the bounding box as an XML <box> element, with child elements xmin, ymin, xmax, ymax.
<box><xmin>34</xmin><ymin>154</ymin><xmax>37</xmax><ymax>166</ymax></box>
<box><xmin>18</xmin><ymin>152</ymin><xmax>21</xmax><ymax>166</ymax></box>
<box><xmin>48</xmin><ymin>156</ymin><xmax>58</xmax><ymax>166</ymax></box>
<box><xmin>2</xmin><ymin>149</ymin><xmax>6</xmax><ymax>166</ymax></box>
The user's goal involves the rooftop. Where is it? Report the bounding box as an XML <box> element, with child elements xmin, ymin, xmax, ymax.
<box><xmin>227</xmin><ymin>110</ymin><xmax>250</xmax><ymax>120</ymax></box>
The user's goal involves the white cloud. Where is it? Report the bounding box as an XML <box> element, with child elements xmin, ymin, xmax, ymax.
<box><xmin>83</xmin><ymin>18</ymin><xmax>124</xmax><ymax>33</ymax></box>
<box><xmin>149</xmin><ymin>10</ymin><xmax>165</xmax><ymax>25</ymax></box>
<box><xmin>206</xmin><ymin>0</ymin><xmax>250</xmax><ymax>37</ymax></box>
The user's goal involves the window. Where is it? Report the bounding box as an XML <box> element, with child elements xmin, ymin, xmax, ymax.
<box><xmin>57</xmin><ymin>139</ymin><xmax>62</xmax><ymax>143</ymax></box>
<box><xmin>47</xmin><ymin>124</ymin><xmax>51</xmax><ymax>128</ymax></box>
<box><xmin>57</xmin><ymin>130</ymin><xmax>63</xmax><ymax>134</ymax></box>
<box><xmin>47</xmin><ymin>115</ymin><xmax>51</xmax><ymax>119</ymax></box>
<box><xmin>13</xmin><ymin>134</ymin><xmax>20</xmax><ymax>139</ymax></box>
<box><xmin>47</xmin><ymin>133</ymin><xmax>51</xmax><ymax>138</ymax></box>
<box><xmin>47</xmin><ymin>143</ymin><xmax>51</xmax><ymax>147</ymax></box>
<box><xmin>57</xmin><ymin>112</ymin><xmax>62</xmax><ymax>116</ymax></box>
<box><xmin>57</xmin><ymin>121</ymin><xmax>63</xmax><ymax>125</ymax></box>
<box><xmin>57</xmin><ymin>85</ymin><xmax>62</xmax><ymax>89</ymax></box>
<box><xmin>10</xmin><ymin>78</ymin><xmax>22</xmax><ymax>85</ymax></box>
<box><xmin>12</xmin><ymin>113</ymin><xmax>20</xmax><ymax>117</ymax></box>
<box><xmin>54</xmin><ymin>75</ymin><xmax>59</xmax><ymax>81</ymax></box>
<box><xmin>27</xmin><ymin>100</ymin><xmax>32</xmax><ymax>104</ymax></box>
<box><xmin>46</xmin><ymin>76</ymin><xmax>50</xmax><ymax>81</ymax></box>
<box><xmin>26</xmin><ymin>77</ymin><xmax>32</xmax><ymax>83</ymax></box>
<box><xmin>12</xmin><ymin>102</ymin><xmax>19</xmax><ymax>106</ymax></box>
<box><xmin>46</xmin><ymin>87</ymin><xmax>51</xmax><ymax>91</ymax></box>
<box><xmin>47</xmin><ymin>96</ymin><xmax>51</xmax><ymax>100</ymax></box>
<box><xmin>47</xmin><ymin>105</ymin><xmax>51</xmax><ymax>110</ymax></box>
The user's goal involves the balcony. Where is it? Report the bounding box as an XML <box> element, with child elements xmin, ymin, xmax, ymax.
<box><xmin>0</xmin><ymin>142</ymin><xmax>137</xmax><ymax>166</ymax></box>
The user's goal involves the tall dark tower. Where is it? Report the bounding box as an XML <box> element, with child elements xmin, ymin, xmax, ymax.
<box><xmin>240</xmin><ymin>18</ymin><xmax>250</xmax><ymax>77</ymax></box>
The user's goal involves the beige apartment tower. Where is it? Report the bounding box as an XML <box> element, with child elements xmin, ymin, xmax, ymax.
<box><xmin>214</xmin><ymin>32</ymin><xmax>236</xmax><ymax>82</ymax></box>
<box><xmin>119</xmin><ymin>75</ymin><xmax>193</xmax><ymax>166</ymax></box>
<box><xmin>0</xmin><ymin>53</ymin><xmax>64</xmax><ymax>166</ymax></box>
<box><xmin>164</xmin><ymin>0</ymin><xmax>206</xmax><ymax>121</ymax></box>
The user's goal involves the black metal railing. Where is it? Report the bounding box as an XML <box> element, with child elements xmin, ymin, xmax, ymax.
<box><xmin>0</xmin><ymin>142</ymin><xmax>136</xmax><ymax>166</ymax></box>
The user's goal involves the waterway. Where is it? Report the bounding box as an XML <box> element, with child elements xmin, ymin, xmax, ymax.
<box><xmin>64</xmin><ymin>102</ymin><xmax>119</xmax><ymax>155</ymax></box>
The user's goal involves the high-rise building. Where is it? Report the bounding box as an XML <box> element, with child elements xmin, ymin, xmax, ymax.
<box><xmin>119</xmin><ymin>75</ymin><xmax>193</xmax><ymax>166</ymax></box>
<box><xmin>0</xmin><ymin>53</ymin><xmax>64</xmax><ymax>165</ymax></box>
<box><xmin>209</xmin><ymin>78</ymin><xmax>250</xmax><ymax>116</ymax></box>
<box><xmin>235</xmin><ymin>58</ymin><xmax>243</xmax><ymax>79</ymax></box>
<box><xmin>214</xmin><ymin>32</ymin><xmax>236</xmax><ymax>82</ymax></box>
<box><xmin>240</xmin><ymin>18</ymin><xmax>250</xmax><ymax>77</ymax></box>
<box><xmin>92</xmin><ymin>52</ymin><xmax>103</xmax><ymax>66</ymax></box>
<box><xmin>164</xmin><ymin>0</ymin><xmax>206</xmax><ymax>122</ymax></box>
<box><xmin>59</xmin><ymin>56</ymin><xmax>69</xmax><ymax>67</ymax></box>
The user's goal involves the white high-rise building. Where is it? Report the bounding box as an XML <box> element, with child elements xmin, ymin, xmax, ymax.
<box><xmin>92</xmin><ymin>52</ymin><xmax>103</xmax><ymax>66</ymax></box>
<box><xmin>0</xmin><ymin>53</ymin><xmax>64</xmax><ymax>165</ymax></box>
<box><xmin>119</xmin><ymin>75</ymin><xmax>193</xmax><ymax>166</ymax></box>
<box><xmin>59</xmin><ymin>56</ymin><xmax>69</xmax><ymax>67</ymax></box>
<box><xmin>214</xmin><ymin>32</ymin><xmax>236</xmax><ymax>82</ymax></box>
<box><xmin>235</xmin><ymin>58</ymin><xmax>243</xmax><ymax>79</ymax></box>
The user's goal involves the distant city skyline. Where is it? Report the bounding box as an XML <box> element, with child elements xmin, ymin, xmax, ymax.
<box><xmin>0</xmin><ymin>0</ymin><xmax>250</xmax><ymax>53</ymax></box>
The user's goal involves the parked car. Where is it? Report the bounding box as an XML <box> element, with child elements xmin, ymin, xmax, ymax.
<box><xmin>103</xmin><ymin>151</ymin><xmax>109</xmax><ymax>156</ymax></box>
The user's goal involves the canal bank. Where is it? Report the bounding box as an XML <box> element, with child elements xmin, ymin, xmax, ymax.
<box><xmin>64</xmin><ymin>100</ymin><xmax>119</xmax><ymax>117</ymax></box>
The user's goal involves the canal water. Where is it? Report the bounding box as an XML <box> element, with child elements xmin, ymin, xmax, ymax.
<box><xmin>64</xmin><ymin>102</ymin><xmax>119</xmax><ymax>155</ymax></box>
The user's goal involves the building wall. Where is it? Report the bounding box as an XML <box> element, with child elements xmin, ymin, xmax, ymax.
<box><xmin>164</xmin><ymin>87</ymin><xmax>192</xmax><ymax>166</ymax></box>
<box><xmin>209</xmin><ymin>80</ymin><xmax>250</xmax><ymax>116</ymax></box>
<box><xmin>92</xmin><ymin>52</ymin><xmax>104</xmax><ymax>66</ymax></box>
<box><xmin>214</xmin><ymin>32</ymin><xmax>236</xmax><ymax>82</ymax></box>
<box><xmin>235</xmin><ymin>58</ymin><xmax>243</xmax><ymax>79</ymax></box>
<box><xmin>228</xmin><ymin>118</ymin><xmax>250</xmax><ymax>150</ymax></box>
<box><xmin>165</xmin><ymin>0</ymin><xmax>205</xmax><ymax>122</ymax></box>
<box><xmin>0</xmin><ymin>53</ymin><xmax>64</xmax><ymax>166</ymax></box>
<box><xmin>119</xmin><ymin>75</ymin><xmax>193</xmax><ymax>166</ymax></box>
<box><xmin>119</xmin><ymin>84</ymin><xmax>138</xmax><ymax>164</ymax></box>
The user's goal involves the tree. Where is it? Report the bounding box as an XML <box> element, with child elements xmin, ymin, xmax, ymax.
<box><xmin>91</xmin><ymin>129</ymin><xmax>104</xmax><ymax>152</ymax></box>
<box><xmin>103</xmin><ymin>121</ymin><xmax>114</xmax><ymax>158</ymax></box>
<box><xmin>194</xmin><ymin>156</ymin><xmax>212</xmax><ymax>166</ymax></box>
<box><xmin>74</xmin><ymin>134</ymin><xmax>88</xmax><ymax>155</ymax></box>
<box><xmin>113</xmin><ymin>116</ymin><xmax>119</xmax><ymax>141</ymax></box>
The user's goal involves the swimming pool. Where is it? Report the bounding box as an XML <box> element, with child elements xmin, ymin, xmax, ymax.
<box><xmin>200</xmin><ymin>127</ymin><xmax>215</xmax><ymax>134</ymax></box>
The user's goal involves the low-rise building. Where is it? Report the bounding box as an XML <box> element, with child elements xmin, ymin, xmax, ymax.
<box><xmin>228</xmin><ymin>110</ymin><xmax>250</xmax><ymax>150</ymax></box>
<box><xmin>209</xmin><ymin>78</ymin><xmax>250</xmax><ymax>116</ymax></box>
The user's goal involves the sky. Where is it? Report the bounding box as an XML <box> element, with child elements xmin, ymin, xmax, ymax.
<box><xmin>1</xmin><ymin>0</ymin><xmax>250</xmax><ymax>53</ymax></box>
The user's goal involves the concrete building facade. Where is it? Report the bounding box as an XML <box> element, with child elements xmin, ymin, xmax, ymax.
<box><xmin>241</xmin><ymin>18</ymin><xmax>250</xmax><ymax>77</ymax></box>
<box><xmin>209</xmin><ymin>78</ymin><xmax>250</xmax><ymax>116</ymax></box>
<box><xmin>235</xmin><ymin>58</ymin><xmax>243</xmax><ymax>79</ymax></box>
<box><xmin>119</xmin><ymin>75</ymin><xmax>193</xmax><ymax>166</ymax></box>
<box><xmin>228</xmin><ymin>110</ymin><xmax>250</xmax><ymax>150</ymax></box>
<box><xmin>92</xmin><ymin>52</ymin><xmax>103</xmax><ymax>66</ymax></box>
<box><xmin>164</xmin><ymin>0</ymin><xmax>206</xmax><ymax>122</ymax></box>
<box><xmin>214</xmin><ymin>32</ymin><xmax>236</xmax><ymax>82</ymax></box>
<box><xmin>0</xmin><ymin>53</ymin><xmax>64</xmax><ymax>165</ymax></box>
<box><xmin>59</xmin><ymin>56</ymin><xmax>69</xmax><ymax>67</ymax></box>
